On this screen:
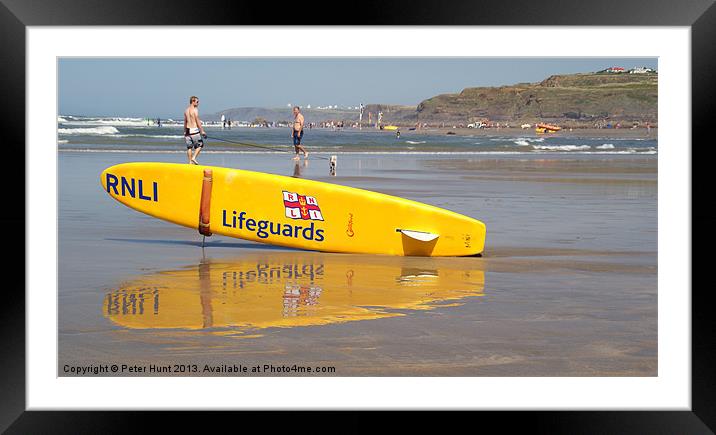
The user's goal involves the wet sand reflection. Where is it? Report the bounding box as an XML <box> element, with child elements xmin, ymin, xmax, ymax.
<box><xmin>104</xmin><ymin>252</ymin><xmax>486</xmax><ymax>332</ymax></box>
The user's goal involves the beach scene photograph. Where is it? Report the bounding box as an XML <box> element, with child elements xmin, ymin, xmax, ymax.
<box><xmin>58</xmin><ymin>57</ymin><xmax>657</xmax><ymax>377</ymax></box>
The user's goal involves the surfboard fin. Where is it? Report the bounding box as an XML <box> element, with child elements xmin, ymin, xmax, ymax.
<box><xmin>396</xmin><ymin>229</ymin><xmax>439</xmax><ymax>242</ymax></box>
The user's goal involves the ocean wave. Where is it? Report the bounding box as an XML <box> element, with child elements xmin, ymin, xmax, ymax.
<box><xmin>583</xmin><ymin>137</ymin><xmax>651</xmax><ymax>141</ymax></box>
<box><xmin>513</xmin><ymin>138</ymin><xmax>545</xmax><ymax>146</ymax></box>
<box><xmin>493</xmin><ymin>137</ymin><xmax>544</xmax><ymax>143</ymax></box>
<box><xmin>405</xmin><ymin>140</ymin><xmax>426</xmax><ymax>144</ymax></box>
<box><xmin>58</xmin><ymin>126</ymin><xmax>120</xmax><ymax>135</ymax></box>
<box><xmin>533</xmin><ymin>144</ymin><xmax>591</xmax><ymax>151</ymax></box>
<box><xmin>596</xmin><ymin>144</ymin><xmax>615</xmax><ymax>149</ymax></box>
<box><xmin>114</xmin><ymin>134</ymin><xmax>183</xmax><ymax>139</ymax></box>
<box><xmin>58</xmin><ymin>148</ymin><xmax>657</xmax><ymax>156</ymax></box>
<box><xmin>59</xmin><ymin>117</ymin><xmax>151</xmax><ymax>127</ymax></box>
<box><xmin>60</xmin><ymin>121</ymin><xmax>149</xmax><ymax>127</ymax></box>
<box><xmin>626</xmin><ymin>147</ymin><xmax>657</xmax><ymax>153</ymax></box>
<box><xmin>60</xmin><ymin>148</ymin><xmax>285</xmax><ymax>154</ymax></box>
<box><xmin>93</xmin><ymin>119</ymin><xmax>149</xmax><ymax>126</ymax></box>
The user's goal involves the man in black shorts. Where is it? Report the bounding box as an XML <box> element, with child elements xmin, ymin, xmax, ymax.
<box><xmin>291</xmin><ymin>106</ymin><xmax>308</xmax><ymax>160</ymax></box>
<box><xmin>184</xmin><ymin>96</ymin><xmax>207</xmax><ymax>165</ymax></box>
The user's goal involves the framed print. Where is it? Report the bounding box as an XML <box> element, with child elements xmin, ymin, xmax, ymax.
<box><xmin>3</xmin><ymin>0</ymin><xmax>715</xmax><ymax>431</ymax></box>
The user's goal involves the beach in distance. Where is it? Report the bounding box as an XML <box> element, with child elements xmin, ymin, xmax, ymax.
<box><xmin>411</xmin><ymin>126</ymin><xmax>655</xmax><ymax>139</ymax></box>
<box><xmin>58</xmin><ymin>124</ymin><xmax>657</xmax><ymax>376</ymax></box>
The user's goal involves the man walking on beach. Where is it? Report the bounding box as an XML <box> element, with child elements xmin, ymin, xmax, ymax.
<box><xmin>184</xmin><ymin>96</ymin><xmax>207</xmax><ymax>165</ymax></box>
<box><xmin>291</xmin><ymin>106</ymin><xmax>308</xmax><ymax>160</ymax></box>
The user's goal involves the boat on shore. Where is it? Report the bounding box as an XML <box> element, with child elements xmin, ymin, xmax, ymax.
<box><xmin>535</xmin><ymin>123</ymin><xmax>561</xmax><ymax>134</ymax></box>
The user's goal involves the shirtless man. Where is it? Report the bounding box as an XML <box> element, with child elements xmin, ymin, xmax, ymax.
<box><xmin>184</xmin><ymin>96</ymin><xmax>207</xmax><ymax>165</ymax></box>
<box><xmin>291</xmin><ymin>106</ymin><xmax>308</xmax><ymax>160</ymax></box>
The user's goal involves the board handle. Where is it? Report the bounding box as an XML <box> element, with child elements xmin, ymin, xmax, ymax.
<box><xmin>198</xmin><ymin>169</ymin><xmax>213</xmax><ymax>236</ymax></box>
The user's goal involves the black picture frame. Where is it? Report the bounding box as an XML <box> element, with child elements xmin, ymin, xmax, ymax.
<box><xmin>3</xmin><ymin>0</ymin><xmax>713</xmax><ymax>431</ymax></box>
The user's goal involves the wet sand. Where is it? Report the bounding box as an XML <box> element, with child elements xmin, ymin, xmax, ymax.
<box><xmin>58</xmin><ymin>151</ymin><xmax>657</xmax><ymax>376</ymax></box>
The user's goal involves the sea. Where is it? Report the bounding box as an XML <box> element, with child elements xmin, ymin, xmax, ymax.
<box><xmin>57</xmin><ymin>115</ymin><xmax>657</xmax><ymax>155</ymax></box>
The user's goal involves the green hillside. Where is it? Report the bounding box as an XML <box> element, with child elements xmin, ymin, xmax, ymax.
<box><xmin>211</xmin><ymin>72</ymin><xmax>657</xmax><ymax>127</ymax></box>
<box><xmin>415</xmin><ymin>72</ymin><xmax>657</xmax><ymax>125</ymax></box>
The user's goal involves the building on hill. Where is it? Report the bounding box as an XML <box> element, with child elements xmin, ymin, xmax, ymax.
<box><xmin>604</xmin><ymin>66</ymin><xmax>625</xmax><ymax>73</ymax></box>
<box><xmin>629</xmin><ymin>66</ymin><xmax>656</xmax><ymax>74</ymax></box>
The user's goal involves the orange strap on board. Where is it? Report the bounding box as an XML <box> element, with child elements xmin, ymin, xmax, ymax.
<box><xmin>198</xmin><ymin>169</ymin><xmax>213</xmax><ymax>236</ymax></box>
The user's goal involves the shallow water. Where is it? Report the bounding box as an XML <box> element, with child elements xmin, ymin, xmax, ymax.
<box><xmin>58</xmin><ymin>151</ymin><xmax>657</xmax><ymax>376</ymax></box>
<box><xmin>58</xmin><ymin>117</ymin><xmax>657</xmax><ymax>155</ymax></box>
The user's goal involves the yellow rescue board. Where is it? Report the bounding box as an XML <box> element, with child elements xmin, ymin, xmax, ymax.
<box><xmin>100</xmin><ymin>162</ymin><xmax>486</xmax><ymax>256</ymax></box>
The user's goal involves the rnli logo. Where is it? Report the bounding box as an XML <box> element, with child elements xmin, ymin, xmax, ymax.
<box><xmin>283</xmin><ymin>191</ymin><xmax>324</xmax><ymax>221</ymax></box>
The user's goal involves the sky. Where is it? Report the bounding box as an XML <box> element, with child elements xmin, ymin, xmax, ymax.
<box><xmin>59</xmin><ymin>58</ymin><xmax>658</xmax><ymax>118</ymax></box>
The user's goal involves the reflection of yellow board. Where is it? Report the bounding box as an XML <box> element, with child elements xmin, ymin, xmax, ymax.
<box><xmin>104</xmin><ymin>253</ymin><xmax>486</xmax><ymax>330</ymax></box>
<box><xmin>100</xmin><ymin>163</ymin><xmax>486</xmax><ymax>256</ymax></box>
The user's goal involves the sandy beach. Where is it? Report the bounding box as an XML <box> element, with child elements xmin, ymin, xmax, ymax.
<box><xmin>408</xmin><ymin>126</ymin><xmax>657</xmax><ymax>140</ymax></box>
<box><xmin>58</xmin><ymin>149</ymin><xmax>656</xmax><ymax>376</ymax></box>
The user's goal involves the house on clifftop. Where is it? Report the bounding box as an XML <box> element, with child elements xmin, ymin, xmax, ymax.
<box><xmin>629</xmin><ymin>66</ymin><xmax>656</xmax><ymax>74</ymax></box>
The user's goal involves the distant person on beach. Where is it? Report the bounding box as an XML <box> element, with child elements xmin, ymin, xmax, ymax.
<box><xmin>184</xmin><ymin>96</ymin><xmax>207</xmax><ymax>165</ymax></box>
<box><xmin>291</xmin><ymin>106</ymin><xmax>308</xmax><ymax>160</ymax></box>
